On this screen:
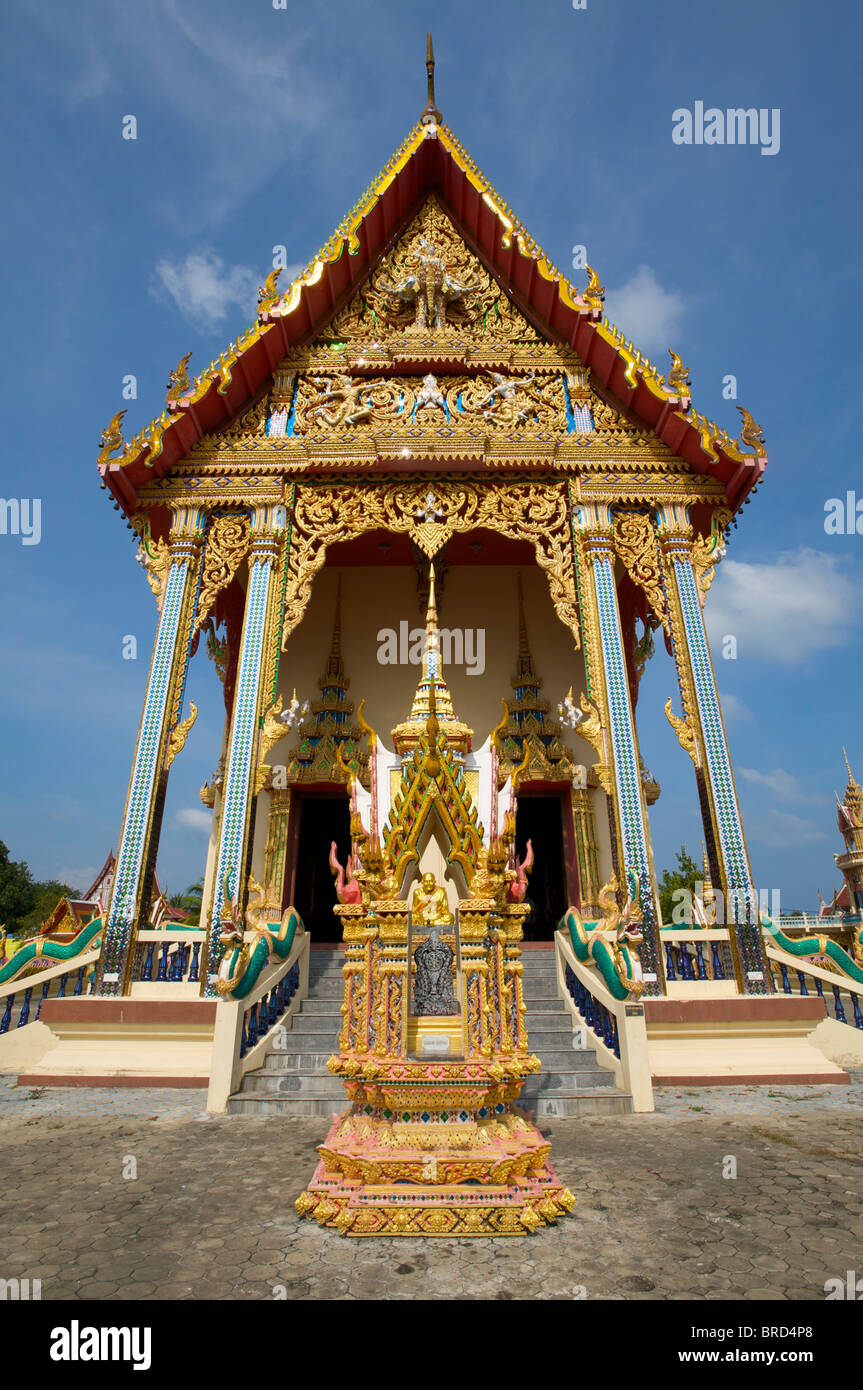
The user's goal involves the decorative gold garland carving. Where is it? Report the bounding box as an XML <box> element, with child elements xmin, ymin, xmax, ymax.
<box><xmin>280</xmin><ymin>479</ymin><xmax>580</xmax><ymax>650</ymax></box>
<box><xmin>613</xmin><ymin>510</ymin><xmax>670</xmax><ymax>636</ymax></box>
<box><xmin>195</xmin><ymin>513</ymin><xmax>252</xmax><ymax>633</ymax></box>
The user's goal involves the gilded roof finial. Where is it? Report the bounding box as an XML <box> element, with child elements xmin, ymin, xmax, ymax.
<box><xmin>421</xmin><ymin>32</ymin><xmax>442</xmax><ymax>126</ymax></box>
<box><xmin>844</xmin><ymin>746</ymin><xmax>857</xmax><ymax>787</ymax></box>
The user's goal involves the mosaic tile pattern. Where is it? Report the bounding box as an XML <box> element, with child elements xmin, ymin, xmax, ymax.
<box><xmin>592</xmin><ymin>554</ymin><xmax>662</xmax><ymax>990</ymax></box>
<box><xmin>673</xmin><ymin>555</ymin><xmax>768</xmax><ymax>992</ymax></box>
<box><xmin>204</xmin><ymin>556</ymin><xmax>275</xmax><ymax>996</ymax></box>
<box><xmin>98</xmin><ymin>558</ymin><xmax>191</xmax><ymax>995</ymax></box>
<box><xmin>674</xmin><ymin>557</ymin><xmax>750</xmax><ymax>892</ymax></box>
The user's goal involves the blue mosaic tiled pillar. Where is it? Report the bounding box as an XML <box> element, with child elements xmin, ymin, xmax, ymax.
<box><xmin>574</xmin><ymin>505</ymin><xmax>665</xmax><ymax>996</ymax></box>
<box><xmin>658</xmin><ymin>506</ymin><xmax>770</xmax><ymax>995</ymax></box>
<box><xmin>202</xmin><ymin>504</ymin><xmax>287</xmax><ymax>998</ymax></box>
<box><xmin>95</xmin><ymin>506</ymin><xmax>206</xmax><ymax>996</ymax></box>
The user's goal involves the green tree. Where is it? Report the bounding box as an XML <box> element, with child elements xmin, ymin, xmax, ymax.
<box><xmin>0</xmin><ymin>841</ymin><xmax>36</xmax><ymax>934</ymax></box>
<box><xmin>169</xmin><ymin>880</ymin><xmax>204</xmax><ymax>925</ymax></box>
<box><xmin>657</xmin><ymin>845</ymin><xmax>701</xmax><ymax>925</ymax></box>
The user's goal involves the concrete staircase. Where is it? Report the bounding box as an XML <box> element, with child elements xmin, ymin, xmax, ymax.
<box><xmin>519</xmin><ymin>947</ymin><xmax>631</xmax><ymax>1116</ymax></box>
<box><xmin>226</xmin><ymin>949</ymin><xmax>346</xmax><ymax>1117</ymax></box>
<box><xmin>227</xmin><ymin>945</ymin><xmax>631</xmax><ymax>1117</ymax></box>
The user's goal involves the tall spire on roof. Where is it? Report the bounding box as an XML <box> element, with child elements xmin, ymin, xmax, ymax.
<box><xmin>421</xmin><ymin>32</ymin><xmax>442</xmax><ymax>126</ymax></box>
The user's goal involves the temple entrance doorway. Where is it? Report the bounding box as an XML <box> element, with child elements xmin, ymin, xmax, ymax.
<box><xmin>288</xmin><ymin>792</ymin><xmax>351</xmax><ymax>941</ymax></box>
<box><xmin>515</xmin><ymin>793</ymin><xmax>569</xmax><ymax>941</ymax></box>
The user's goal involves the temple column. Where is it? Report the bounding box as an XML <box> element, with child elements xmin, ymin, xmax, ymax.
<box><xmin>572</xmin><ymin>501</ymin><xmax>665</xmax><ymax>994</ymax></box>
<box><xmin>656</xmin><ymin>504</ymin><xmax>771</xmax><ymax>994</ymax></box>
<box><xmin>95</xmin><ymin>504</ymin><xmax>206</xmax><ymax>995</ymax></box>
<box><xmin>201</xmin><ymin>503</ymin><xmax>287</xmax><ymax>997</ymax></box>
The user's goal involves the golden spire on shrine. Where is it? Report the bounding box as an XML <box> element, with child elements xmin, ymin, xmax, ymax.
<box><xmin>841</xmin><ymin>748</ymin><xmax>863</xmax><ymax>825</ymax></box>
<box><xmin>391</xmin><ymin>563</ymin><xmax>471</xmax><ymax>757</ymax></box>
<box><xmin>420</xmin><ymin>31</ymin><xmax>442</xmax><ymax>126</ymax></box>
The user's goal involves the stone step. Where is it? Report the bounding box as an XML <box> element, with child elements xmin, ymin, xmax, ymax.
<box><xmin>527</xmin><ymin>1028</ymin><xmax>590</xmax><ymax>1051</ymax></box>
<box><xmin>240</xmin><ymin>1071</ymin><xmax>346</xmax><ymax>1097</ymax></box>
<box><xmin>260</xmin><ymin>1051</ymin><xmax>335</xmax><ymax>1072</ymax></box>
<box><xmin>297</xmin><ymin>999</ymin><xmax>344</xmax><ymax>1015</ymax></box>
<box><xmin>527</xmin><ymin>1090</ymin><xmax>632</xmax><ymax>1118</ymax></box>
<box><xmin>268</xmin><ymin>1034</ymin><xmax>337</xmax><ymax>1056</ymax></box>
<box><xmin>226</xmin><ymin>1094</ymin><xmax>348</xmax><ymax>1118</ymax></box>
<box><xmin>528</xmin><ymin>1050</ymin><xmax>611</xmax><ymax>1072</ymax></box>
<box><xmin>290</xmin><ymin>1015</ymin><xmax>346</xmax><ymax>1034</ymax></box>
<box><xmin>522</xmin><ymin>1067</ymin><xmax>611</xmax><ymax>1091</ymax></box>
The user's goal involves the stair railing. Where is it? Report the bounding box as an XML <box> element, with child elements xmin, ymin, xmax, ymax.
<box><xmin>0</xmin><ymin>950</ymin><xmax>101</xmax><ymax>1047</ymax></box>
<box><xmin>764</xmin><ymin>943</ymin><xmax>863</xmax><ymax>1031</ymax></box>
<box><xmin>554</xmin><ymin>928</ymin><xmax>654</xmax><ymax>1112</ymax></box>
<box><xmin>207</xmin><ymin>931</ymin><xmax>310</xmax><ymax>1114</ymax></box>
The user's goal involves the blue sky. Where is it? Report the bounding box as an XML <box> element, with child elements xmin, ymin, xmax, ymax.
<box><xmin>0</xmin><ymin>0</ymin><xmax>860</xmax><ymax>911</ymax></box>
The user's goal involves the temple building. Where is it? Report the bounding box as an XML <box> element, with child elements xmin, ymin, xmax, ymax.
<box><xmin>7</xmin><ymin>42</ymin><xmax>863</xmax><ymax>1229</ymax></box>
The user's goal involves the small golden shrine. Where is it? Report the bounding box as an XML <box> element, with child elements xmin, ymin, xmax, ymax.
<box><xmin>296</xmin><ymin>575</ymin><xmax>574</xmax><ymax>1236</ymax></box>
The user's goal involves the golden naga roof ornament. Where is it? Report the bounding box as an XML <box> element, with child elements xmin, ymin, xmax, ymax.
<box><xmin>98</xmin><ymin>410</ymin><xmax>126</xmax><ymax>465</ymax></box>
<box><xmin>666</xmin><ymin>349</ymin><xmax>691</xmax><ymax>399</ymax></box>
<box><xmin>257</xmin><ymin>267</ymin><xmax>282</xmax><ymax>313</ymax></box>
<box><xmin>736</xmin><ymin>406</ymin><xmax>767</xmax><ymax>457</ymax></box>
<box><xmin>166</xmin><ymin>351</ymin><xmax>192</xmax><ymax>405</ymax></box>
<box><xmin>582</xmin><ymin>264</ymin><xmax>605</xmax><ymax>314</ymax></box>
<box><xmin>420</xmin><ymin>32</ymin><xmax>442</xmax><ymax>126</ymax></box>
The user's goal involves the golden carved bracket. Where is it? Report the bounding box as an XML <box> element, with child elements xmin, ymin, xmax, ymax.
<box><xmin>195</xmin><ymin>512</ymin><xmax>252</xmax><ymax>633</ymax></box>
<box><xmin>281</xmin><ymin>479</ymin><xmax>580</xmax><ymax>651</ymax></box>
<box><xmin>613</xmin><ymin>510</ymin><xmax>670</xmax><ymax>636</ymax></box>
<box><xmin>166</xmin><ymin>701</ymin><xmax>197</xmax><ymax>770</ymax></box>
<box><xmin>664</xmin><ymin>697</ymin><xmax>700</xmax><ymax>768</ymax></box>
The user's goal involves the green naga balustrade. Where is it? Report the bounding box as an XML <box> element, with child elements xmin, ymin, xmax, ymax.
<box><xmin>0</xmin><ymin>917</ymin><xmax>103</xmax><ymax>987</ymax></box>
<box><xmin>559</xmin><ymin>868</ymin><xmax>645</xmax><ymax>1002</ymax></box>
<box><xmin>761</xmin><ymin>912</ymin><xmax>863</xmax><ymax>986</ymax></box>
<box><xmin>217</xmin><ymin>908</ymin><xmax>303</xmax><ymax>1000</ymax></box>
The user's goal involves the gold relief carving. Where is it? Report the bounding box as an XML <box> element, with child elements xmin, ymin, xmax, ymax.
<box><xmin>330</xmin><ymin>194</ymin><xmax>536</xmax><ymax>345</ymax></box>
<box><xmin>195</xmin><ymin>512</ymin><xmax>251</xmax><ymax>633</ymax></box>
<box><xmin>664</xmin><ymin>697</ymin><xmax>700</xmax><ymax>768</ymax></box>
<box><xmin>281</xmin><ymin>480</ymin><xmax>580</xmax><ymax>650</ymax></box>
<box><xmin>613</xmin><ymin>510</ymin><xmax>670</xmax><ymax>636</ymax></box>
<box><xmin>290</xmin><ymin>370</ymin><xmax>567</xmax><ymax>437</ymax></box>
<box><xmin>165</xmin><ymin>701</ymin><xmax>197</xmax><ymax>770</ymax></box>
<box><xmin>132</xmin><ymin>516</ymin><xmax>171</xmax><ymax>605</ymax></box>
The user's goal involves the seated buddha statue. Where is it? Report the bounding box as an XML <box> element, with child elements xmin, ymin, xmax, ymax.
<box><xmin>410</xmin><ymin>871</ymin><xmax>454</xmax><ymax>928</ymax></box>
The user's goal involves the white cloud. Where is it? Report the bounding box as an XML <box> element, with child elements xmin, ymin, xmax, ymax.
<box><xmin>53</xmin><ymin>867</ymin><xmax>97</xmax><ymax>893</ymax></box>
<box><xmin>175</xmin><ymin>807</ymin><xmax>213</xmax><ymax>833</ymax></box>
<box><xmin>151</xmin><ymin>249</ymin><xmax>260</xmax><ymax>332</ymax></box>
<box><xmin>604</xmin><ymin>265</ymin><xmax>686</xmax><ymax>357</ymax></box>
<box><xmin>752</xmin><ymin>810</ymin><xmax>828</xmax><ymax>849</ymax></box>
<box><xmin>738</xmin><ymin>767</ymin><xmax>825</xmax><ymax>805</ymax></box>
<box><xmin>705</xmin><ymin>549</ymin><xmax>859</xmax><ymax>665</ymax></box>
<box><xmin>718</xmin><ymin>692</ymin><xmax>752</xmax><ymax>723</ymax></box>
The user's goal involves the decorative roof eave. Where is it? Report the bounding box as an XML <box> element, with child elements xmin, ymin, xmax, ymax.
<box><xmin>99</xmin><ymin>120</ymin><xmax>766</xmax><ymax>517</ymax></box>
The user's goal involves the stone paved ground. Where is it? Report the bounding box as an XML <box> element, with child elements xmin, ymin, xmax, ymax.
<box><xmin>1</xmin><ymin>1075</ymin><xmax>861</xmax><ymax>1301</ymax></box>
